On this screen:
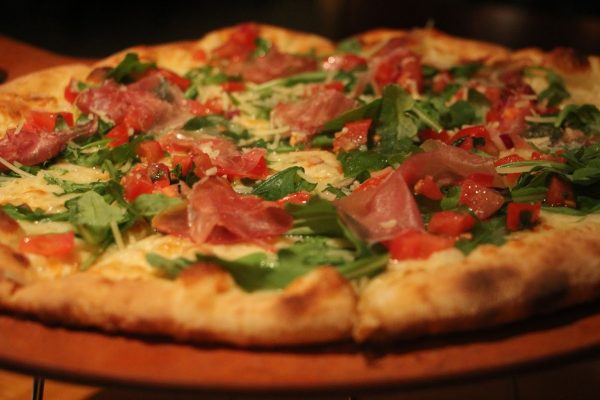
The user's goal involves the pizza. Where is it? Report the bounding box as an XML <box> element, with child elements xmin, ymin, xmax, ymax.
<box><xmin>0</xmin><ymin>23</ymin><xmax>599</xmax><ymax>347</ymax></box>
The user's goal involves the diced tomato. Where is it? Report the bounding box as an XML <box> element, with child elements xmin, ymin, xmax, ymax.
<box><xmin>193</xmin><ymin>153</ymin><xmax>215</xmax><ymax>178</ymax></box>
<box><xmin>172</xmin><ymin>154</ymin><xmax>193</xmax><ymax>176</ymax></box>
<box><xmin>148</xmin><ymin>163</ymin><xmax>171</xmax><ymax>188</ymax></box>
<box><xmin>64</xmin><ymin>79</ymin><xmax>80</xmax><ymax>103</ymax></box>
<box><xmin>25</xmin><ymin>111</ymin><xmax>74</xmax><ymax>132</ymax></box>
<box><xmin>220</xmin><ymin>81</ymin><xmax>246</xmax><ymax>92</ymax></box>
<box><xmin>494</xmin><ymin>154</ymin><xmax>524</xmax><ymax>187</ymax></box>
<box><xmin>354</xmin><ymin>168</ymin><xmax>393</xmax><ymax>192</ymax></box>
<box><xmin>466</xmin><ymin>173</ymin><xmax>495</xmax><ymax>187</ymax></box>
<box><xmin>432</xmin><ymin>71</ymin><xmax>452</xmax><ymax>93</ymax></box>
<box><xmin>123</xmin><ymin>177</ymin><xmax>154</xmax><ymax>202</ymax></box>
<box><xmin>212</xmin><ymin>22</ymin><xmax>259</xmax><ymax>62</ymax></box>
<box><xmin>375</xmin><ymin>51</ymin><xmax>423</xmax><ymax>94</ymax></box>
<box><xmin>122</xmin><ymin>107</ymin><xmax>155</xmax><ymax>132</ymax></box>
<box><xmin>333</xmin><ymin>119</ymin><xmax>372</xmax><ymax>153</ymax></box>
<box><xmin>311</xmin><ymin>81</ymin><xmax>345</xmax><ymax>94</ymax></box>
<box><xmin>459</xmin><ymin>178</ymin><xmax>505</xmax><ymax>219</ymax></box>
<box><xmin>328</xmin><ymin>54</ymin><xmax>367</xmax><ymax>71</ymax></box>
<box><xmin>105</xmin><ymin>123</ymin><xmax>130</xmax><ymax>148</ymax></box>
<box><xmin>418</xmin><ymin>128</ymin><xmax>450</xmax><ymax>143</ymax></box>
<box><xmin>187</xmin><ymin>99</ymin><xmax>224</xmax><ymax>116</ymax></box>
<box><xmin>136</xmin><ymin>140</ymin><xmax>163</xmax><ymax>163</ymax></box>
<box><xmin>192</xmin><ymin>48</ymin><xmax>207</xmax><ymax>61</ymax></box>
<box><xmin>545</xmin><ymin>176</ymin><xmax>576</xmax><ymax>207</ymax></box>
<box><xmin>386</xmin><ymin>230</ymin><xmax>455</xmax><ymax>261</ymax></box>
<box><xmin>506</xmin><ymin>202</ymin><xmax>541</xmax><ymax>231</ymax></box>
<box><xmin>414</xmin><ymin>175</ymin><xmax>443</xmax><ymax>200</ymax></box>
<box><xmin>149</xmin><ymin>68</ymin><xmax>191</xmax><ymax>91</ymax></box>
<box><xmin>482</xmin><ymin>86</ymin><xmax>502</xmax><ymax>104</ymax></box>
<box><xmin>19</xmin><ymin>232</ymin><xmax>75</xmax><ymax>258</ymax></box>
<box><xmin>531</xmin><ymin>151</ymin><xmax>566</xmax><ymax>164</ymax></box>
<box><xmin>428</xmin><ymin>211</ymin><xmax>476</xmax><ymax>236</ymax></box>
<box><xmin>450</xmin><ymin>125</ymin><xmax>498</xmax><ymax>155</ymax></box>
<box><xmin>276</xmin><ymin>191</ymin><xmax>312</xmax><ymax>206</ymax></box>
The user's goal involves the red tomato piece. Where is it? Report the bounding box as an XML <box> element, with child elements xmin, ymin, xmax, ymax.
<box><xmin>494</xmin><ymin>153</ymin><xmax>524</xmax><ymax>187</ymax></box>
<box><xmin>466</xmin><ymin>173</ymin><xmax>495</xmax><ymax>187</ymax></box>
<box><xmin>187</xmin><ymin>99</ymin><xmax>224</xmax><ymax>116</ymax></box>
<box><xmin>531</xmin><ymin>151</ymin><xmax>566</xmax><ymax>163</ymax></box>
<box><xmin>64</xmin><ymin>79</ymin><xmax>80</xmax><ymax>103</ymax></box>
<box><xmin>220</xmin><ymin>81</ymin><xmax>246</xmax><ymax>92</ymax></box>
<box><xmin>506</xmin><ymin>202</ymin><xmax>541</xmax><ymax>231</ymax></box>
<box><xmin>418</xmin><ymin>128</ymin><xmax>450</xmax><ymax>143</ymax></box>
<box><xmin>333</xmin><ymin>119</ymin><xmax>372</xmax><ymax>153</ymax></box>
<box><xmin>459</xmin><ymin>178</ymin><xmax>505</xmax><ymax>219</ymax></box>
<box><xmin>414</xmin><ymin>175</ymin><xmax>443</xmax><ymax>200</ymax></box>
<box><xmin>193</xmin><ymin>153</ymin><xmax>215</xmax><ymax>178</ymax></box>
<box><xmin>276</xmin><ymin>191</ymin><xmax>312</xmax><ymax>206</ymax></box>
<box><xmin>152</xmin><ymin>68</ymin><xmax>191</xmax><ymax>91</ymax></box>
<box><xmin>428</xmin><ymin>211</ymin><xmax>476</xmax><ymax>236</ymax></box>
<box><xmin>432</xmin><ymin>71</ymin><xmax>452</xmax><ymax>93</ymax></box>
<box><xmin>545</xmin><ymin>176</ymin><xmax>576</xmax><ymax>207</ymax></box>
<box><xmin>105</xmin><ymin>123</ymin><xmax>130</xmax><ymax>148</ymax></box>
<box><xmin>387</xmin><ymin>230</ymin><xmax>455</xmax><ymax>261</ymax></box>
<box><xmin>123</xmin><ymin>178</ymin><xmax>154</xmax><ymax>202</ymax></box>
<box><xmin>192</xmin><ymin>49</ymin><xmax>206</xmax><ymax>61</ymax></box>
<box><xmin>354</xmin><ymin>168</ymin><xmax>393</xmax><ymax>192</ymax></box>
<box><xmin>172</xmin><ymin>155</ymin><xmax>193</xmax><ymax>176</ymax></box>
<box><xmin>212</xmin><ymin>22</ymin><xmax>259</xmax><ymax>62</ymax></box>
<box><xmin>136</xmin><ymin>140</ymin><xmax>163</xmax><ymax>163</ymax></box>
<box><xmin>19</xmin><ymin>232</ymin><xmax>75</xmax><ymax>258</ymax></box>
<box><xmin>450</xmin><ymin>125</ymin><xmax>498</xmax><ymax>155</ymax></box>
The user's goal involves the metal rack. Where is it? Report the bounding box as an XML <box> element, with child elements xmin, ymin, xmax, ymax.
<box><xmin>32</xmin><ymin>377</ymin><xmax>45</xmax><ymax>400</ymax></box>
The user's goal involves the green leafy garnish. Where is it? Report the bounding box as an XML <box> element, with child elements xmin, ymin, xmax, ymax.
<box><xmin>456</xmin><ymin>216</ymin><xmax>507</xmax><ymax>254</ymax></box>
<box><xmin>107</xmin><ymin>53</ymin><xmax>155</xmax><ymax>84</ymax></box>
<box><xmin>132</xmin><ymin>194</ymin><xmax>183</xmax><ymax>217</ymax></box>
<box><xmin>336</xmin><ymin>38</ymin><xmax>362</xmax><ymax>54</ymax></box>
<box><xmin>337</xmin><ymin>150</ymin><xmax>388</xmax><ymax>178</ymax></box>
<box><xmin>251</xmin><ymin>167</ymin><xmax>317</xmax><ymax>201</ymax></box>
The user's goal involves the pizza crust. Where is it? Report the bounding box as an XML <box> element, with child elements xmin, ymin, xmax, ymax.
<box><xmin>354</xmin><ymin>215</ymin><xmax>600</xmax><ymax>341</ymax></box>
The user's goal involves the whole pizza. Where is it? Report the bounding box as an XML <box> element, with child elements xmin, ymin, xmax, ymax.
<box><xmin>0</xmin><ymin>23</ymin><xmax>599</xmax><ymax>347</ymax></box>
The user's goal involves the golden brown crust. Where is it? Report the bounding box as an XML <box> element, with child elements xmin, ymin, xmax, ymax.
<box><xmin>354</xmin><ymin>216</ymin><xmax>600</xmax><ymax>341</ymax></box>
<box><xmin>0</xmin><ymin>265</ymin><xmax>356</xmax><ymax>346</ymax></box>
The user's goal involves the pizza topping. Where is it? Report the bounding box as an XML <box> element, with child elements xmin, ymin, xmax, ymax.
<box><xmin>19</xmin><ymin>232</ymin><xmax>75</xmax><ymax>258</ymax></box>
<box><xmin>545</xmin><ymin>176</ymin><xmax>576</xmax><ymax>207</ymax></box>
<box><xmin>428</xmin><ymin>211</ymin><xmax>476</xmax><ymax>236</ymax></box>
<box><xmin>186</xmin><ymin>177</ymin><xmax>293</xmax><ymax>244</ymax></box>
<box><xmin>0</xmin><ymin>115</ymin><xmax>97</xmax><ymax>168</ymax></box>
<box><xmin>224</xmin><ymin>46</ymin><xmax>317</xmax><ymax>83</ymax></box>
<box><xmin>335</xmin><ymin>168</ymin><xmax>423</xmax><ymax>243</ymax></box>
<box><xmin>506</xmin><ymin>202</ymin><xmax>541</xmax><ymax>231</ymax></box>
<box><xmin>459</xmin><ymin>179</ymin><xmax>505</xmax><ymax>220</ymax></box>
<box><xmin>212</xmin><ymin>22</ymin><xmax>260</xmax><ymax>62</ymax></box>
<box><xmin>386</xmin><ymin>230</ymin><xmax>455</xmax><ymax>261</ymax></box>
<box><xmin>332</xmin><ymin>119</ymin><xmax>371</xmax><ymax>153</ymax></box>
<box><xmin>272</xmin><ymin>89</ymin><xmax>357</xmax><ymax>136</ymax></box>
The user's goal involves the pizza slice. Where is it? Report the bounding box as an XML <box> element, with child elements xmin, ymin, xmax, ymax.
<box><xmin>0</xmin><ymin>23</ymin><xmax>599</xmax><ymax>347</ymax></box>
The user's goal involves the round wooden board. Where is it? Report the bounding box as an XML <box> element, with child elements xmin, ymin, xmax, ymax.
<box><xmin>2</xmin><ymin>301</ymin><xmax>600</xmax><ymax>395</ymax></box>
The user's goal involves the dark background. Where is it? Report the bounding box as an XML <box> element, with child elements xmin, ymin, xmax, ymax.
<box><xmin>1</xmin><ymin>0</ymin><xmax>599</xmax><ymax>58</ymax></box>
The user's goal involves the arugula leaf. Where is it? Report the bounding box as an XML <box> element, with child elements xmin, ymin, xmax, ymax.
<box><xmin>440</xmin><ymin>186</ymin><xmax>461</xmax><ymax>210</ymax></box>
<box><xmin>1</xmin><ymin>204</ymin><xmax>69</xmax><ymax>222</ymax></box>
<box><xmin>252</xmin><ymin>37</ymin><xmax>271</xmax><ymax>58</ymax></box>
<box><xmin>252</xmin><ymin>71</ymin><xmax>327</xmax><ymax>93</ymax></box>
<box><xmin>539</xmin><ymin>78</ymin><xmax>570</xmax><ymax>107</ymax></box>
<box><xmin>377</xmin><ymin>85</ymin><xmax>417</xmax><ymax>151</ymax></box>
<box><xmin>251</xmin><ymin>167</ymin><xmax>317</xmax><ymax>201</ymax></box>
<box><xmin>442</xmin><ymin>100</ymin><xmax>476</xmax><ymax>129</ymax></box>
<box><xmin>321</xmin><ymin>98</ymin><xmax>382</xmax><ymax>132</ymax></box>
<box><xmin>132</xmin><ymin>194</ymin><xmax>182</xmax><ymax>217</ymax></box>
<box><xmin>336</xmin><ymin>38</ymin><xmax>362</xmax><ymax>54</ymax></box>
<box><xmin>285</xmin><ymin>197</ymin><xmax>347</xmax><ymax>237</ymax></box>
<box><xmin>555</xmin><ymin>104</ymin><xmax>600</xmax><ymax>136</ymax></box>
<box><xmin>107</xmin><ymin>53</ymin><xmax>155</xmax><ymax>84</ymax></box>
<box><xmin>449</xmin><ymin>63</ymin><xmax>482</xmax><ymax>80</ymax></box>
<box><xmin>147</xmin><ymin>253</ymin><xmax>194</xmax><ymax>279</ymax></box>
<box><xmin>182</xmin><ymin>115</ymin><xmax>249</xmax><ymax>141</ymax></box>
<box><xmin>323</xmin><ymin>184</ymin><xmax>348</xmax><ymax>199</ymax></box>
<box><xmin>44</xmin><ymin>176</ymin><xmax>109</xmax><ymax>196</ymax></box>
<box><xmin>337</xmin><ymin>150</ymin><xmax>388</xmax><ymax>178</ymax></box>
<box><xmin>455</xmin><ymin>216</ymin><xmax>507</xmax><ymax>254</ymax></box>
<box><xmin>66</xmin><ymin>191</ymin><xmax>126</xmax><ymax>246</ymax></box>
<box><xmin>467</xmin><ymin>88</ymin><xmax>491</xmax><ymax>122</ymax></box>
<box><xmin>422</xmin><ymin>65</ymin><xmax>438</xmax><ymax>79</ymax></box>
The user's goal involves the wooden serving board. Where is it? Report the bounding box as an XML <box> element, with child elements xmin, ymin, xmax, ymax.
<box><xmin>1</xmin><ymin>36</ymin><xmax>600</xmax><ymax>395</ymax></box>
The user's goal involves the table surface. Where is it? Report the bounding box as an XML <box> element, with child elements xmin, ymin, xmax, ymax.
<box><xmin>1</xmin><ymin>35</ymin><xmax>600</xmax><ymax>399</ymax></box>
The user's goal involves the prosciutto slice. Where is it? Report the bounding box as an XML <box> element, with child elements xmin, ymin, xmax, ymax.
<box><xmin>76</xmin><ymin>74</ymin><xmax>181</xmax><ymax>131</ymax></box>
<box><xmin>335</xmin><ymin>168</ymin><xmax>423</xmax><ymax>243</ymax></box>
<box><xmin>0</xmin><ymin>117</ymin><xmax>97</xmax><ymax>168</ymax></box>
<box><xmin>400</xmin><ymin>140</ymin><xmax>505</xmax><ymax>187</ymax></box>
<box><xmin>225</xmin><ymin>47</ymin><xmax>317</xmax><ymax>84</ymax></box>
<box><xmin>271</xmin><ymin>89</ymin><xmax>357</xmax><ymax>136</ymax></box>
<box><xmin>153</xmin><ymin>178</ymin><xmax>293</xmax><ymax>244</ymax></box>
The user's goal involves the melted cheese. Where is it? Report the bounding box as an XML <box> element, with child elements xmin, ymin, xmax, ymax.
<box><xmin>267</xmin><ymin>150</ymin><xmax>344</xmax><ymax>191</ymax></box>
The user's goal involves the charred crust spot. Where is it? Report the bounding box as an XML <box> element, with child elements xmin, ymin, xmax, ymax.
<box><xmin>460</xmin><ymin>266</ymin><xmax>519</xmax><ymax>298</ymax></box>
<box><xmin>525</xmin><ymin>268</ymin><xmax>569</xmax><ymax>312</ymax></box>
<box><xmin>549</xmin><ymin>48</ymin><xmax>590</xmax><ymax>72</ymax></box>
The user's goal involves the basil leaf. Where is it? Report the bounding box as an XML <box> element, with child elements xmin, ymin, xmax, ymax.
<box><xmin>336</xmin><ymin>38</ymin><xmax>362</xmax><ymax>54</ymax></box>
<box><xmin>107</xmin><ymin>53</ymin><xmax>155</xmax><ymax>84</ymax></box>
<box><xmin>321</xmin><ymin>98</ymin><xmax>382</xmax><ymax>132</ymax></box>
<box><xmin>455</xmin><ymin>216</ymin><xmax>507</xmax><ymax>254</ymax></box>
<box><xmin>132</xmin><ymin>194</ymin><xmax>183</xmax><ymax>217</ymax></box>
<box><xmin>337</xmin><ymin>150</ymin><xmax>388</xmax><ymax>178</ymax></box>
<box><xmin>66</xmin><ymin>191</ymin><xmax>126</xmax><ymax>245</ymax></box>
<box><xmin>251</xmin><ymin>167</ymin><xmax>317</xmax><ymax>201</ymax></box>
